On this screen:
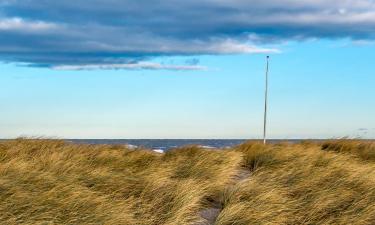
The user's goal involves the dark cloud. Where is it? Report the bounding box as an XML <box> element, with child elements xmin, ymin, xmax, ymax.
<box><xmin>1</xmin><ymin>0</ymin><xmax>375</xmax><ymax>69</ymax></box>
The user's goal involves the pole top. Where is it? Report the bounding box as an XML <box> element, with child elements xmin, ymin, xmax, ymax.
<box><xmin>267</xmin><ymin>55</ymin><xmax>270</xmax><ymax>59</ymax></box>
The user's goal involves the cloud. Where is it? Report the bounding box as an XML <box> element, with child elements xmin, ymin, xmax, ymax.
<box><xmin>0</xmin><ymin>17</ymin><xmax>57</xmax><ymax>31</ymax></box>
<box><xmin>205</xmin><ymin>40</ymin><xmax>280</xmax><ymax>54</ymax></box>
<box><xmin>1</xmin><ymin>0</ymin><xmax>375</xmax><ymax>69</ymax></box>
<box><xmin>52</xmin><ymin>62</ymin><xmax>207</xmax><ymax>71</ymax></box>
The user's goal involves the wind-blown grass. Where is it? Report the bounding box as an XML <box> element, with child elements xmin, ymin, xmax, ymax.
<box><xmin>0</xmin><ymin>139</ymin><xmax>374</xmax><ymax>224</ymax></box>
<box><xmin>0</xmin><ymin>139</ymin><xmax>241</xmax><ymax>225</ymax></box>
<box><xmin>322</xmin><ymin>140</ymin><xmax>375</xmax><ymax>161</ymax></box>
<box><xmin>217</xmin><ymin>141</ymin><xmax>375</xmax><ymax>225</ymax></box>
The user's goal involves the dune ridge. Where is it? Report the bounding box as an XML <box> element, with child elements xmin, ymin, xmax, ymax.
<box><xmin>0</xmin><ymin>139</ymin><xmax>374</xmax><ymax>224</ymax></box>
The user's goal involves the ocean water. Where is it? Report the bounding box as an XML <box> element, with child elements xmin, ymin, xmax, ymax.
<box><xmin>67</xmin><ymin>139</ymin><xmax>305</xmax><ymax>151</ymax></box>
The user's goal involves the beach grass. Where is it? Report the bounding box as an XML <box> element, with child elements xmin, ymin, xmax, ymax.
<box><xmin>0</xmin><ymin>139</ymin><xmax>374</xmax><ymax>224</ymax></box>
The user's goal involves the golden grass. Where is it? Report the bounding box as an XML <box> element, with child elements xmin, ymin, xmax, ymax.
<box><xmin>322</xmin><ymin>140</ymin><xmax>375</xmax><ymax>161</ymax></box>
<box><xmin>0</xmin><ymin>139</ymin><xmax>241</xmax><ymax>225</ymax></box>
<box><xmin>0</xmin><ymin>139</ymin><xmax>374</xmax><ymax>224</ymax></box>
<box><xmin>217</xmin><ymin>141</ymin><xmax>375</xmax><ymax>225</ymax></box>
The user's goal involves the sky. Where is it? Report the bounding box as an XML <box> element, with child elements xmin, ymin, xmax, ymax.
<box><xmin>0</xmin><ymin>0</ymin><xmax>374</xmax><ymax>139</ymax></box>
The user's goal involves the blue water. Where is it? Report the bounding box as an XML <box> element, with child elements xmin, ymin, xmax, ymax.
<box><xmin>67</xmin><ymin>139</ymin><xmax>305</xmax><ymax>151</ymax></box>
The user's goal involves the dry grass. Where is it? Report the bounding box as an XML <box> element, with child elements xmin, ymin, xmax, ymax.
<box><xmin>322</xmin><ymin>140</ymin><xmax>375</xmax><ymax>161</ymax></box>
<box><xmin>0</xmin><ymin>139</ymin><xmax>241</xmax><ymax>225</ymax></box>
<box><xmin>217</xmin><ymin>140</ymin><xmax>375</xmax><ymax>225</ymax></box>
<box><xmin>0</xmin><ymin>139</ymin><xmax>374</xmax><ymax>224</ymax></box>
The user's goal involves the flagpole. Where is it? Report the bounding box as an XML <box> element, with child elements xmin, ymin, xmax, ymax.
<box><xmin>263</xmin><ymin>56</ymin><xmax>270</xmax><ymax>145</ymax></box>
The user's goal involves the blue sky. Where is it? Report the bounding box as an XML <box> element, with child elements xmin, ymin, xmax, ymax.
<box><xmin>1</xmin><ymin>1</ymin><xmax>375</xmax><ymax>138</ymax></box>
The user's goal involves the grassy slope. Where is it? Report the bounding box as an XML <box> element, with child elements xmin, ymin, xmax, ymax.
<box><xmin>217</xmin><ymin>141</ymin><xmax>375</xmax><ymax>225</ymax></box>
<box><xmin>0</xmin><ymin>139</ymin><xmax>374</xmax><ymax>225</ymax></box>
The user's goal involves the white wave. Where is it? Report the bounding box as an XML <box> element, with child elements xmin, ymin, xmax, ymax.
<box><xmin>199</xmin><ymin>145</ymin><xmax>216</xmax><ymax>149</ymax></box>
<box><xmin>153</xmin><ymin>149</ymin><xmax>165</xmax><ymax>154</ymax></box>
<box><xmin>125</xmin><ymin>144</ymin><xmax>138</xmax><ymax>150</ymax></box>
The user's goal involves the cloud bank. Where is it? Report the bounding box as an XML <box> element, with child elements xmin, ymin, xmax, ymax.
<box><xmin>52</xmin><ymin>62</ymin><xmax>207</xmax><ymax>71</ymax></box>
<box><xmin>1</xmin><ymin>0</ymin><xmax>375</xmax><ymax>69</ymax></box>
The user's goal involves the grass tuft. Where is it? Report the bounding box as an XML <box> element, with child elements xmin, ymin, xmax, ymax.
<box><xmin>322</xmin><ymin>140</ymin><xmax>375</xmax><ymax>161</ymax></box>
<box><xmin>235</xmin><ymin>142</ymin><xmax>276</xmax><ymax>171</ymax></box>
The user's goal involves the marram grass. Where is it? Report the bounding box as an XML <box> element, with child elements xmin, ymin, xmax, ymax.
<box><xmin>0</xmin><ymin>139</ymin><xmax>374</xmax><ymax>224</ymax></box>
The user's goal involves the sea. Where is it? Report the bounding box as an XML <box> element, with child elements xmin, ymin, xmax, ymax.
<box><xmin>67</xmin><ymin>139</ymin><xmax>308</xmax><ymax>152</ymax></box>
